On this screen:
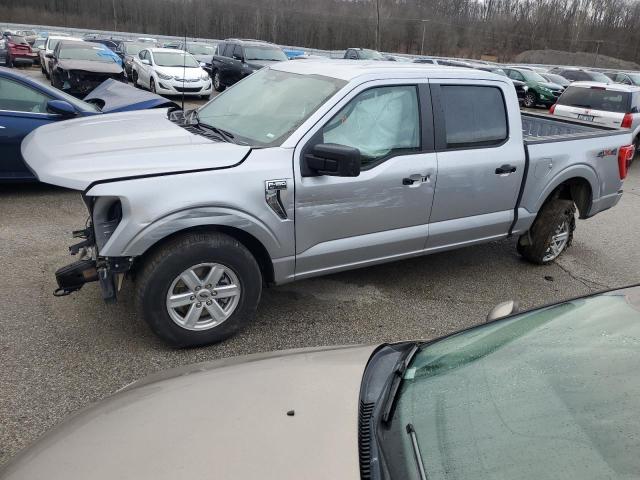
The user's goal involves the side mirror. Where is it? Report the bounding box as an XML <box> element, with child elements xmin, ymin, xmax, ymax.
<box><xmin>631</xmin><ymin>106</ymin><xmax>639</xmax><ymax>114</ymax></box>
<box><xmin>304</xmin><ymin>143</ymin><xmax>361</xmax><ymax>177</ymax></box>
<box><xmin>141</xmin><ymin>59</ymin><xmax>150</xmax><ymax>65</ymax></box>
<box><xmin>486</xmin><ymin>300</ymin><xmax>519</xmax><ymax>322</ymax></box>
<box><xmin>232</xmin><ymin>54</ymin><xmax>244</xmax><ymax>62</ymax></box>
<box><xmin>45</xmin><ymin>52</ymin><xmax>53</xmax><ymax>58</ymax></box>
<box><xmin>46</xmin><ymin>99</ymin><xmax>76</xmax><ymax>117</ymax></box>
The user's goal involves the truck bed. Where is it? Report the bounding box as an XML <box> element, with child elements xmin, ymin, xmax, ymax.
<box><xmin>522</xmin><ymin>112</ymin><xmax>628</xmax><ymax>144</ymax></box>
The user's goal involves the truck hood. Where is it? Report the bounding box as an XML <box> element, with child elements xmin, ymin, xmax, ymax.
<box><xmin>21</xmin><ymin>109</ymin><xmax>251</xmax><ymax>190</ymax></box>
<box><xmin>1</xmin><ymin>345</ymin><xmax>375</xmax><ymax>480</ymax></box>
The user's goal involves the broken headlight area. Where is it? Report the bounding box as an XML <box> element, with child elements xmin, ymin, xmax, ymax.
<box><xmin>54</xmin><ymin>197</ymin><xmax>131</xmax><ymax>301</ymax></box>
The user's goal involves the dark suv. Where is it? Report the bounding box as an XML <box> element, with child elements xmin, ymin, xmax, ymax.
<box><xmin>210</xmin><ymin>39</ymin><xmax>287</xmax><ymax>91</ymax></box>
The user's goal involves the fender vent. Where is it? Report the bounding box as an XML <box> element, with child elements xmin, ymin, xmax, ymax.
<box><xmin>358</xmin><ymin>400</ymin><xmax>375</xmax><ymax>480</ymax></box>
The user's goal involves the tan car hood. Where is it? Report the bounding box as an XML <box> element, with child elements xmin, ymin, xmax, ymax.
<box><xmin>2</xmin><ymin>345</ymin><xmax>376</xmax><ymax>480</ymax></box>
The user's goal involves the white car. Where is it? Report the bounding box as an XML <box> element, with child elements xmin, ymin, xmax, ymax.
<box><xmin>132</xmin><ymin>47</ymin><xmax>212</xmax><ymax>98</ymax></box>
<box><xmin>550</xmin><ymin>81</ymin><xmax>640</xmax><ymax>149</ymax></box>
<box><xmin>40</xmin><ymin>35</ymin><xmax>82</xmax><ymax>77</ymax></box>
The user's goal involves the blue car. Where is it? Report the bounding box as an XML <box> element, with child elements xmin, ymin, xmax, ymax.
<box><xmin>0</xmin><ymin>67</ymin><xmax>177</xmax><ymax>181</ymax></box>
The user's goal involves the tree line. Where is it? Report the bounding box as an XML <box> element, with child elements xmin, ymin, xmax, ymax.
<box><xmin>2</xmin><ymin>0</ymin><xmax>640</xmax><ymax>62</ymax></box>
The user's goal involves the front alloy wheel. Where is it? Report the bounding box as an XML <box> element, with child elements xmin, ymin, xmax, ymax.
<box><xmin>136</xmin><ymin>231</ymin><xmax>262</xmax><ymax>347</ymax></box>
<box><xmin>166</xmin><ymin>263</ymin><xmax>241</xmax><ymax>331</ymax></box>
<box><xmin>213</xmin><ymin>70</ymin><xmax>225</xmax><ymax>92</ymax></box>
<box><xmin>524</xmin><ymin>91</ymin><xmax>537</xmax><ymax>108</ymax></box>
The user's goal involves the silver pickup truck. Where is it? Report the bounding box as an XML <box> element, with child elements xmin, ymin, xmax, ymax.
<box><xmin>23</xmin><ymin>61</ymin><xmax>635</xmax><ymax>347</ymax></box>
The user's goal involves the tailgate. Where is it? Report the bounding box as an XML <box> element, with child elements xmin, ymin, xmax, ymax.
<box><xmin>521</xmin><ymin>131</ymin><xmax>632</xmax><ymax>218</ymax></box>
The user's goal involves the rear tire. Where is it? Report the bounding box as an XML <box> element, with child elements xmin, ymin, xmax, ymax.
<box><xmin>518</xmin><ymin>198</ymin><xmax>576</xmax><ymax>264</ymax></box>
<box><xmin>135</xmin><ymin>232</ymin><xmax>262</xmax><ymax>348</ymax></box>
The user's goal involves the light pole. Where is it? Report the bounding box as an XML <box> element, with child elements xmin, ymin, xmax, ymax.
<box><xmin>593</xmin><ymin>40</ymin><xmax>603</xmax><ymax>67</ymax></box>
<box><xmin>420</xmin><ymin>20</ymin><xmax>428</xmax><ymax>55</ymax></box>
<box><xmin>375</xmin><ymin>0</ymin><xmax>381</xmax><ymax>51</ymax></box>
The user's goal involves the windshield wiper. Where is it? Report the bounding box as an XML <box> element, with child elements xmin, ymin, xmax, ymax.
<box><xmin>380</xmin><ymin>343</ymin><xmax>420</xmax><ymax>424</ymax></box>
<box><xmin>199</xmin><ymin>122</ymin><xmax>237</xmax><ymax>144</ymax></box>
<box><xmin>406</xmin><ymin>424</ymin><xmax>428</xmax><ymax>480</ymax></box>
<box><xmin>571</xmin><ymin>103</ymin><xmax>592</xmax><ymax>109</ymax></box>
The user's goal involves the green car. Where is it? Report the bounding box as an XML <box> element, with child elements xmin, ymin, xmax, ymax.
<box><xmin>504</xmin><ymin>67</ymin><xmax>565</xmax><ymax>108</ymax></box>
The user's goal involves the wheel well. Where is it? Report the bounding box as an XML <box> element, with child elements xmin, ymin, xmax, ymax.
<box><xmin>545</xmin><ymin>177</ymin><xmax>592</xmax><ymax>219</ymax></box>
<box><xmin>135</xmin><ymin>225</ymin><xmax>275</xmax><ymax>285</ymax></box>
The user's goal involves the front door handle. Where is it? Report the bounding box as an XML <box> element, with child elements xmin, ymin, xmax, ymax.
<box><xmin>403</xmin><ymin>174</ymin><xmax>430</xmax><ymax>186</ymax></box>
<box><xmin>495</xmin><ymin>164</ymin><xmax>517</xmax><ymax>175</ymax></box>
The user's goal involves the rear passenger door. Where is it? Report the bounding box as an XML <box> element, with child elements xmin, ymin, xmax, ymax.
<box><xmin>426</xmin><ymin>80</ymin><xmax>525</xmax><ymax>249</ymax></box>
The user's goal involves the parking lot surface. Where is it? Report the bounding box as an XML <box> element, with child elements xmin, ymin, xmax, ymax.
<box><xmin>2</xmin><ymin>67</ymin><xmax>640</xmax><ymax>465</ymax></box>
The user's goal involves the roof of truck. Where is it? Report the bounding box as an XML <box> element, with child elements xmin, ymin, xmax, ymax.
<box><xmin>271</xmin><ymin>59</ymin><xmax>506</xmax><ymax>82</ymax></box>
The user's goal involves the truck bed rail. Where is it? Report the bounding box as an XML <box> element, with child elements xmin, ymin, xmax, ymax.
<box><xmin>522</xmin><ymin>112</ymin><xmax>627</xmax><ymax>144</ymax></box>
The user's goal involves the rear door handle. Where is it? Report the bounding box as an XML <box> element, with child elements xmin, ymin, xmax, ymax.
<box><xmin>495</xmin><ymin>164</ymin><xmax>517</xmax><ymax>175</ymax></box>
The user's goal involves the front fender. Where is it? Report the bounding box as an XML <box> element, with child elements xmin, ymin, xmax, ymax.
<box><xmin>114</xmin><ymin>206</ymin><xmax>284</xmax><ymax>258</ymax></box>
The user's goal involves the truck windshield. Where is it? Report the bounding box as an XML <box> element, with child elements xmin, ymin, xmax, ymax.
<box><xmin>381</xmin><ymin>290</ymin><xmax>640</xmax><ymax>480</ymax></box>
<box><xmin>557</xmin><ymin>86</ymin><xmax>631</xmax><ymax>113</ymax></box>
<box><xmin>197</xmin><ymin>68</ymin><xmax>346</xmax><ymax>146</ymax></box>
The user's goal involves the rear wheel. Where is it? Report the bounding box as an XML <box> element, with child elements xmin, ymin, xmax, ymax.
<box><xmin>213</xmin><ymin>70</ymin><xmax>225</xmax><ymax>92</ymax></box>
<box><xmin>523</xmin><ymin>91</ymin><xmax>537</xmax><ymax>108</ymax></box>
<box><xmin>136</xmin><ymin>232</ymin><xmax>262</xmax><ymax>347</ymax></box>
<box><xmin>517</xmin><ymin>198</ymin><xmax>576</xmax><ymax>264</ymax></box>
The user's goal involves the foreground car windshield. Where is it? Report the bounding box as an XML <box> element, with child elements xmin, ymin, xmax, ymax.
<box><xmin>197</xmin><ymin>68</ymin><xmax>346</xmax><ymax>146</ymax></box>
<box><xmin>244</xmin><ymin>46</ymin><xmax>287</xmax><ymax>62</ymax></box>
<box><xmin>381</xmin><ymin>290</ymin><xmax>640</xmax><ymax>479</ymax></box>
<box><xmin>154</xmin><ymin>52</ymin><xmax>199</xmax><ymax>67</ymax></box>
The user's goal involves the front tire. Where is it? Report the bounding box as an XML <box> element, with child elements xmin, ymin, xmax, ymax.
<box><xmin>213</xmin><ymin>70</ymin><xmax>225</xmax><ymax>92</ymax></box>
<box><xmin>517</xmin><ymin>198</ymin><xmax>576</xmax><ymax>264</ymax></box>
<box><xmin>523</xmin><ymin>91</ymin><xmax>537</xmax><ymax>108</ymax></box>
<box><xmin>136</xmin><ymin>232</ymin><xmax>262</xmax><ymax>347</ymax></box>
<box><xmin>149</xmin><ymin>77</ymin><xmax>156</xmax><ymax>93</ymax></box>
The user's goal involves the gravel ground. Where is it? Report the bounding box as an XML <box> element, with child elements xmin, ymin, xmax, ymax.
<box><xmin>1</xmin><ymin>65</ymin><xmax>640</xmax><ymax>466</ymax></box>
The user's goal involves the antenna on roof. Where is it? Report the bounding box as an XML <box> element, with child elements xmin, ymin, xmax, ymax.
<box><xmin>181</xmin><ymin>3</ymin><xmax>186</xmax><ymax>112</ymax></box>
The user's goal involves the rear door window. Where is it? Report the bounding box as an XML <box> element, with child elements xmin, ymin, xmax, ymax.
<box><xmin>439</xmin><ymin>85</ymin><xmax>508</xmax><ymax>149</ymax></box>
<box><xmin>557</xmin><ymin>86</ymin><xmax>631</xmax><ymax>113</ymax></box>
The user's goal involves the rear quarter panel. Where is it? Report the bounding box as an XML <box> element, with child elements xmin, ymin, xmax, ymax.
<box><xmin>521</xmin><ymin>132</ymin><xmax>632</xmax><ymax>219</ymax></box>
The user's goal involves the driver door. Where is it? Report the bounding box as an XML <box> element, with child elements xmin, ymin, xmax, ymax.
<box><xmin>293</xmin><ymin>80</ymin><xmax>437</xmax><ymax>279</ymax></box>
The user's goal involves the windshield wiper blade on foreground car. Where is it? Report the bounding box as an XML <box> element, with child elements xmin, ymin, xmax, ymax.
<box><xmin>380</xmin><ymin>342</ymin><xmax>420</xmax><ymax>424</ymax></box>
<box><xmin>406</xmin><ymin>424</ymin><xmax>428</xmax><ymax>480</ymax></box>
